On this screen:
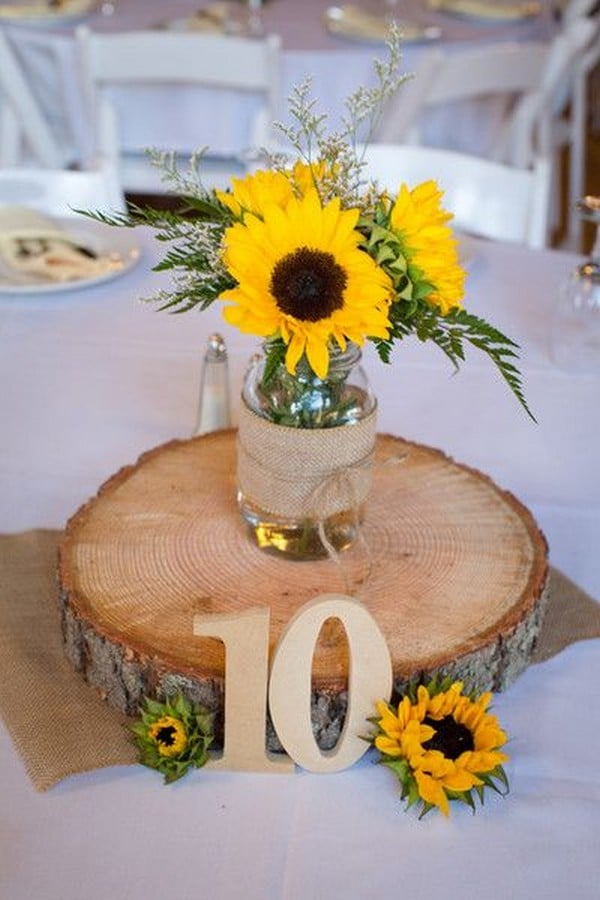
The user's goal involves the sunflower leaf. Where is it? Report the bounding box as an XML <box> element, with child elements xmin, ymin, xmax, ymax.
<box><xmin>406</xmin><ymin>778</ymin><xmax>421</xmax><ymax>809</ymax></box>
<box><xmin>380</xmin><ymin>756</ymin><xmax>410</xmax><ymax>780</ymax></box>
<box><xmin>475</xmin><ymin>784</ymin><xmax>486</xmax><ymax>805</ymax></box>
<box><xmin>262</xmin><ymin>340</ymin><xmax>288</xmax><ymax>386</ymax></box>
<box><xmin>449</xmin><ymin>789</ymin><xmax>476</xmax><ymax>813</ymax></box>
<box><xmin>144</xmin><ymin>698</ymin><xmax>165</xmax><ymax>716</ymax></box>
<box><xmin>417</xmin><ymin>802</ymin><xmax>436</xmax><ymax>820</ymax></box>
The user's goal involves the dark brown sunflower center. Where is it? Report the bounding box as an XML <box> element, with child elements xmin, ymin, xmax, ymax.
<box><xmin>270</xmin><ymin>247</ymin><xmax>347</xmax><ymax>322</ymax></box>
<box><xmin>422</xmin><ymin>715</ymin><xmax>474</xmax><ymax>760</ymax></box>
<box><xmin>155</xmin><ymin>725</ymin><xmax>177</xmax><ymax>747</ymax></box>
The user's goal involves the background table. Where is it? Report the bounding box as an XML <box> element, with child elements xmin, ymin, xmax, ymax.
<box><xmin>3</xmin><ymin>0</ymin><xmax>557</xmax><ymax>164</ymax></box>
<box><xmin>0</xmin><ymin>225</ymin><xmax>599</xmax><ymax>898</ymax></box>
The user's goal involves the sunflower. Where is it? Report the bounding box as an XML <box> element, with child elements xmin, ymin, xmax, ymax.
<box><xmin>131</xmin><ymin>694</ymin><xmax>214</xmax><ymax>784</ymax></box>
<box><xmin>220</xmin><ymin>189</ymin><xmax>392</xmax><ymax>378</ymax></box>
<box><xmin>390</xmin><ymin>180</ymin><xmax>466</xmax><ymax>315</ymax></box>
<box><xmin>148</xmin><ymin>715</ymin><xmax>187</xmax><ymax>757</ymax></box>
<box><xmin>216</xmin><ymin>168</ymin><xmax>293</xmax><ymax>219</ymax></box>
<box><xmin>371</xmin><ymin>678</ymin><xmax>509</xmax><ymax>817</ymax></box>
<box><xmin>290</xmin><ymin>160</ymin><xmax>329</xmax><ymax>196</ymax></box>
<box><xmin>215</xmin><ymin>160</ymin><xmax>332</xmax><ymax>222</ymax></box>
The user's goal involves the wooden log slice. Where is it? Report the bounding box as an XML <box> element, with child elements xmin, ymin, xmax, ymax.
<box><xmin>58</xmin><ymin>431</ymin><xmax>548</xmax><ymax>751</ymax></box>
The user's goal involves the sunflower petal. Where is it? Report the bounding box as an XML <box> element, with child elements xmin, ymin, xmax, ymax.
<box><xmin>414</xmin><ymin>770</ymin><xmax>450</xmax><ymax>816</ymax></box>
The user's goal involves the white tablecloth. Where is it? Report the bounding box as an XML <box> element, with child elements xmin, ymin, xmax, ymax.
<box><xmin>0</xmin><ymin>227</ymin><xmax>599</xmax><ymax>899</ymax></box>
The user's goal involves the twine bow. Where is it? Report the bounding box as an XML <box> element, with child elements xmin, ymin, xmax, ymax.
<box><xmin>310</xmin><ymin>451</ymin><xmax>407</xmax><ymax>596</ymax></box>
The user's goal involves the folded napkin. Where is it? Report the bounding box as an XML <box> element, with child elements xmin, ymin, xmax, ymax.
<box><xmin>169</xmin><ymin>3</ymin><xmax>231</xmax><ymax>34</ymax></box>
<box><xmin>325</xmin><ymin>5</ymin><xmax>441</xmax><ymax>42</ymax></box>
<box><xmin>1</xmin><ymin>529</ymin><xmax>599</xmax><ymax>790</ymax></box>
<box><xmin>0</xmin><ymin>206</ymin><xmax>110</xmax><ymax>284</ymax></box>
<box><xmin>427</xmin><ymin>0</ymin><xmax>541</xmax><ymax>20</ymax></box>
<box><xmin>0</xmin><ymin>0</ymin><xmax>92</xmax><ymax>19</ymax></box>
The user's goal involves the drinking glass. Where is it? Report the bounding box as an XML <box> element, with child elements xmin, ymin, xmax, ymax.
<box><xmin>549</xmin><ymin>196</ymin><xmax>600</xmax><ymax>372</ymax></box>
<box><xmin>247</xmin><ymin>0</ymin><xmax>264</xmax><ymax>36</ymax></box>
<box><xmin>382</xmin><ymin>0</ymin><xmax>400</xmax><ymax>21</ymax></box>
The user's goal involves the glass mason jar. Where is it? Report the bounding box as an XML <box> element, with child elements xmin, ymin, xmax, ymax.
<box><xmin>237</xmin><ymin>341</ymin><xmax>376</xmax><ymax>560</ymax></box>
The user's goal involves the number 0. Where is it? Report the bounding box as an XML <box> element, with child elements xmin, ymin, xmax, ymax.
<box><xmin>268</xmin><ymin>594</ymin><xmax>393</xmax><ymax>773</ymax></box>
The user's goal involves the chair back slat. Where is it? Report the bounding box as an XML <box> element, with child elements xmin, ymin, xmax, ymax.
<box><xmin>75</xmin><ymin>26</ymin><xmax>282</xmax><ymax>194</ymax></box>
<box><xmin>359</xmin><ymin>143</ymin><xmax>552</xmax><ymax>249</ymax></box>
<box><xmin>0</xmin><ymin>29</ymin><xmax>63</xmax><ymax>167</ymax></box>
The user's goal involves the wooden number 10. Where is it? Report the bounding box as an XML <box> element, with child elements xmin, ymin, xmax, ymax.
<box><xmin>193</xmin><ymin>594</ymin><xmax>393</xmax><ymax>774</ymax></box>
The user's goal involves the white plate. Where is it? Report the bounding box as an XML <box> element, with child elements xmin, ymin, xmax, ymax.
<box><xmin>324</xmin><ymin>5</ymin><xmax>442</xmax><ymax>43</ymax></box>
<box><xmin>0</xmin><ymin>217</ymin><xmax>142</xmax><ymax>295</ymax></box>
<box><xmin>0</xmin><ymin>0</ymin><xmax>94</xmax><ymax>25</ymax></box>
<box><xmin>427</xmin><ymin>0</ymin><xmax>541</xmax><ymax>22</ymax></box>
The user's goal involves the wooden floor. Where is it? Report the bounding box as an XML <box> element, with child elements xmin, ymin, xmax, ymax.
<box><xmin>579</xmin><ymin>124</ymin><xmax>600</xmax><ymax>253</ymax></box>
<box><xmin>553</xmin><ymin>104</ymin><xmax>600</xmax><ymax>252</ymax></box>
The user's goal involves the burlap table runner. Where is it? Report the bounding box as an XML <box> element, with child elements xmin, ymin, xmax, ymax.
<box><xmin>1</xmin><ymin>529</ymin><xmax>599</xmax><ymax>791</ymax></box>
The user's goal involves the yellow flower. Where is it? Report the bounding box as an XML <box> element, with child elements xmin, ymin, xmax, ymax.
<box><xmin>373</xmin><ymin>680</ymin><xmax>509</xmax><ymax>817</ymax></box>
<box><xmin>390</xmin><ymin>180</ymin><xmax>466</xmax><ymax>315</ymax></box>
<box><xmin>148</xmin><ymin>715</ymin><xmax>188</xmax><ymax>758</ymax></box>
<box><xmin>216</xmin><ymin>161</ymin><xmax>330</xmax><ymax>220</ymax></box>
<box><xmin>216</xmin><ymin>168</ymin><xmax>293</xmax><ymax>219</ymax></box>
<box><xmin>291</xmin><ymin>160</ymin><xmax>329</xmax><ymax>196</ymax></box>
<box><xmin>220</xmin><ymin>189</ymin><xmax>392</xmax><ymax>378</ymax></box>
<box><xmin>132</xmin><ymin>694</ymin><xmax>213</xmax><ymax>783</ymax></box>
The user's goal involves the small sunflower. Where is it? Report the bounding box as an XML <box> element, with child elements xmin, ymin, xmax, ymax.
<box><xmin>131</xmin><ymin>694</ymin><xmax>214</xmax><ymax>784</ymax></box>
<box><xmin>220</xmin><ymin>189</ymin><xmax>392</xmax><ymax>378</ymax></box>
<box><xmin>148</xmin><ymin>715</ymin><xmax>187</xmax><ymax>757</ymax></box>
<box><xmin>215</xmin><ymin>161</ymin><xmax>327</xmax><ymax>221</ymax></box>
<box><xmin>290</xmin><ymin>160</ymin><xmax>330</xmax><ymax>196</ymax></box>
<box><xmin>369</xmin><ymin>677</ymin><xmax>509</xmax><ymax>817</ymax></box>
<box><xmin>216</xmin><ymin>168</ymin><xmax>293</xmax><ymax>219</ymax></box>
<box><xmin>389</xmin><ymin>180</ymin><xmax>466</xmax><ymax>315</ymax></box>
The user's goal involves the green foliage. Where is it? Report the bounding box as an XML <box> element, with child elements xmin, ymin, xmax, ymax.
<box><xmin>373</xmin><ymin>307</ymin><xmax>535</xmax><ymax>421</ymax></box>
<box><xmin>359</xmin><ymin>204</ymin><xmax>534</xmax><ymax>420</ymax></box>
<box><xmin>79</xmin><ymin>158</ymin><xmax>237</xmax><ymax>317</ymax></box>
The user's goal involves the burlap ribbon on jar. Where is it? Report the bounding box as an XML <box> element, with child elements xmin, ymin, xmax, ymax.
<box><xmin>237</xmin><ymin>402</ymin><xmax>378</xmax><ymax>520</ymax></box>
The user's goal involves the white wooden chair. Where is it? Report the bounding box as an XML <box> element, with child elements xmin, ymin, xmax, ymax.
<box><xmin>506</xmin><ymin>15</ymin><xmax>600</xmax><ymax>248</ymax></box>
<box><xmin>558</xmin><ymin>0</ymin><xmax>599</xmax><ymax>24</ymax></box>
<box><xmin>0</xmin><ymin>160</ymin><xmax>126</xmax><ymax>217</ymax></box>
<box><xmin>375</xmin><ymin>17</ymin><xmax>599</xmax><ymax>249</ymax></box>
<box><xmin>74</xmin><ymin>27</ymin><xmax>282</xmax><ymax>195</ymax></box>
<box><xmin>375</xmin><ymin>40</ymin><xmax>553</xmax><ymax>155</ymax></box>
<box><xmin>0</xmin><ymin>28</ymin><xmax>63</xmax><ymax>167</ymax></box>
<box><xmin>359</xmin><ymin>143</ymin><xmax>552</xmax><ymax>249</ymax></box>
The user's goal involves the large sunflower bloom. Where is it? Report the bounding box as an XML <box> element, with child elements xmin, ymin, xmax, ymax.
<box><xmin>220</xmin><ymin>189</ymin><xmax>392</xmax><ymax>378</ymax></box>
<box><xmin>372</xmin><ymin>680</ymin><xmax>509</xmax><ymax>817</ymax></box>
<box><xmin>390</xmin><ymin>180</ymin><xmax>466</xmax><ymax>315</ymax></box>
